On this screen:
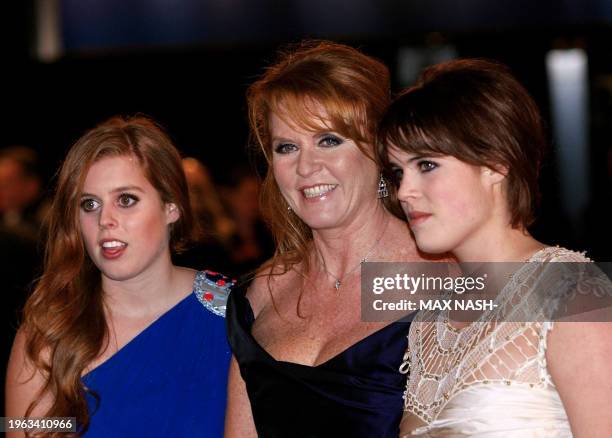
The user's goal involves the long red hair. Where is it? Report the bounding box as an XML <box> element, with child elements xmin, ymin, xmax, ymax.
<box><xmin>21</xmin><ymin>115</ymin><xmax>195</xmax><ymax>435</ymax></box>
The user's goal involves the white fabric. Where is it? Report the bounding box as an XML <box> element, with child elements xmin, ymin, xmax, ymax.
<box><xmin>409</xmin><ymin>384</ymin><xmax>571</xmax><ymax>437</ymax></box>
<box><xmin>400</xmin><ymin>247</ymin><xmax>590</xmax><ymax>437</ymax></box>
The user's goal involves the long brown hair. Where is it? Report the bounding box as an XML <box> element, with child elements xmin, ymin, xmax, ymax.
<box><xmin>247</xmin><ymin>40</ymin><xmax>395</xmax><ymax>277</ymax></box>
<box><xmin>21</xmin><ymin>115</ymin><xmax>195</xmax><ymax>435</ymax></box>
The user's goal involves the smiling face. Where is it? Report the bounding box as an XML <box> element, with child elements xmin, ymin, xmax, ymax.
<box><xmin>270</xmin><ymin>110</ymin><xmax>379</xmax><ymax>231</ymax></box>
<box><xmin>79</xmin><ymin>155</ymin><xmax>179</xmax><ymax>282</ymax></box>
<box><xmin>388</xmin><ymin>147</ymin><xmax>502</xmax><ymax>256</ymax></box>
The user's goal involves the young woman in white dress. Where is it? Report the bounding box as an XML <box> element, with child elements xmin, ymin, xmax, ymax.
<box><xmin>377</xmin><ymin>59</ymin><xmax>612</xmax><ymax>437</ymax></box>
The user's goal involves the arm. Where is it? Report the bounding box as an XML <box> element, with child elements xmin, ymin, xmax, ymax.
<box><xmin>5</xmin><ymin>330</ymin><xmax>51</xmax><ymax>438</ymax></box>
<box><xmin>547</xmin><ymin>321</ymin><xmax>612</xmax><ymax>437</ymax></box>
<box><xmin>224</xmin><ymin>356</ymin><xmax>257</xmax><ymax>438</ymax></box>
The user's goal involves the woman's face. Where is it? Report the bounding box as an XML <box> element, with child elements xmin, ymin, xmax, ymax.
<box><xmin>270</xmin><ymin>109</ymin><xmax>379</xmax><ymax>231</ymax></box>
<box><xmin>79</xmin><ymin>155</ymin><xmax>179</xmax><ymax>282</ymax></box>
<box><xmin>388</xmin><ymin>147</ymin><xmax>499</xmax><ymax>256</ymax></box>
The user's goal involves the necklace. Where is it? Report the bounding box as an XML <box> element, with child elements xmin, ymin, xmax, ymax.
<box><xmin>317</xmin><ymin>216</ymin><xmax>390</xmax><ymax>291</ymax></box>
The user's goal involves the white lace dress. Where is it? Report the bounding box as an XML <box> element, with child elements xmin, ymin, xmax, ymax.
<box><xmin>399</xmin><ymin>247</ymin><xmax>594</xmax><ymax>437</ymax></box>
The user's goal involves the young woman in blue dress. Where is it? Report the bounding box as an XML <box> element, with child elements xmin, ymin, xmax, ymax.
<box><xmin>6</xmin><ymin>115</ymin><xmax>232</xmax><ymax>437</ymax></box>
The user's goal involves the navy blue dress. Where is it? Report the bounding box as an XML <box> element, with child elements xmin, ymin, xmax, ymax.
<box><xmin>227</xmin><ymin>278</ymin><xmax>412</xmax><ymax>438</ymax></box>
<box><xmin>82</xmin><ymin>271</ymin><xmax>233</xmax><ymax>438</ymax></box>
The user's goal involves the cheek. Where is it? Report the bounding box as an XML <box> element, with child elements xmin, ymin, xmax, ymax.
<box><xmin>337</xmin><ymin>151</ymin><xmax>377</xmax><ymax>187</ymax></box>
<box><xmin>448</xmin><ymin>195</ymin><xmax>476</xmax><ymax>217</ymax></box>
<box><xmin>429</xmin><ymin>174</ymin><xmax>487</xmax><ymax>217</ymax></box>
<box><xmin>79</xmin><ymin>214</ymin><xmax>98</xmax><ymax>246</ymax></box>
<box><xmin>426</xmin><ymin>182</ymin><xmax>462</xmax><ymax>210</ymax></box>
<box><xmin>272</xmin><ymin>160</ymin><xmax>294</xmax><ymax>194</ymax></box>
<box><xmin>131</xmin><ymin>212</ymin><xmax>169</xmax><ymax>243</ymax></box>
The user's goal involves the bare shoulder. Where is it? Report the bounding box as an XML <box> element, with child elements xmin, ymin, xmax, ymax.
<box><xmin>7</xmin><ymin>329</ymin><xmax>28</xmax><ymax>379</ymax></box>
<box><xmin>546</xmin><ymin>321</ymin><xmax>612</xmax><ymax>436</ymax></box>
<box><xmin>6</xmin><ymin>329</ymin><xmax>51</xmax><ymax>418</ymax></box>
<box><xmin>246</xmin><ymin>263</ymin><xmax>300</xmax><ymax>318</ymax></box>
<box><xmin>548</xmin><ymin>320</ymin><xmax>612</xmax><ymax>367</ymax></box>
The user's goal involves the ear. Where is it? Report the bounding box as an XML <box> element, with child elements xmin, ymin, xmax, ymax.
<box><xmin>481</xmin><ymin>165</ymin><xmax>506</xmax><ymax>186</ymax></box>
<box><xmin>165</xmin><ymin>203</ymin><xmax>180</xmax><ymax>224</ymax></box>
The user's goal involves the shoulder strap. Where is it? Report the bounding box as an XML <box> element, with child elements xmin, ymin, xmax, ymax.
<box><xmin>193</xmin><ymin>270</ymin><xmax>236</xmax><ymax>317</ymax></box>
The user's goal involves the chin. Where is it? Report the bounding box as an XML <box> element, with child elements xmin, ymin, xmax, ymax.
<box><xmin>97</xmin><ymin>264</ymin><xmax>142</xmax><ymax>282</ymax></box>
<box><xmin>413</xmin><ymin>236</ymin><xmax>453</xmax><ymax>255</ymax></box>
<box><xmin>297</xmin><ymin>210</ymin><xmax>344</xmax><ymax>230</ymax></box>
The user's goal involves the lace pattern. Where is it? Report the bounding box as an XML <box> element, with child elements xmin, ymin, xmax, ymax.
<box><xmin>400</xmin><ymin>247</ymin><xmax>591</xmax><ymax>425</ymax></box>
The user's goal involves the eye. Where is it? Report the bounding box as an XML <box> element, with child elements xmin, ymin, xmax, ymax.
<box><xmin>319</xmin><ymin>134</ymin><xmax>343</xmax><ymax>147</ymax></box>
<box><xmin>118</xmin><ymin>193</ymin><xmax>139</xmax><ymax>208</ymax></box>
<box><xmin>418</xmin><ymin>160</ymin><xmax>438</xmax><ymax>173</ymax></box>
<box><xmin>390</xmin><ymin>167</ymin><xmax>404</xmax><ymax>186</ymax></box>
<box><xmin>80</xmin><ymin>198</ymin><xmax>100</xmax><ymax>212</ymax></box>
<box><xmin>274</xmin><ymin>143</ymin><xmax>298</xmax><ymax>154</ymax></box>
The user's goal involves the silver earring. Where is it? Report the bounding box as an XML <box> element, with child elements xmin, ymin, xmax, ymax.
<box><xmin>377</xmin><ymin>174</ymin><xmax>389</xmax><ymax>199</ymax></box>
<box><xmin>287</xmin><ymin>205</ymin><xmax>292</xmax><ymax>212</ymax></box>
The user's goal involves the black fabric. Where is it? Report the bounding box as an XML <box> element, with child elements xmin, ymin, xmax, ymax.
<box><xmin>227</xmin><ymin>278</ymin><xmax>413</xmax><ymax>437</ymax></box>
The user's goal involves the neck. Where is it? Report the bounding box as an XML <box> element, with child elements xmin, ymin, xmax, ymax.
<box><xmin>311</xmin><ymin>202</ymin><xmax>389</xmax><ymax>277</ymax></box>
<box><xmin>101</xmin><ymin>252</ymin><xmax>188</xmax><ymax>318</ymax></box>
<box><xmin>454</xmin><ymin>223</ymin><xmax>544</xmax><ymax>263</ymax></box>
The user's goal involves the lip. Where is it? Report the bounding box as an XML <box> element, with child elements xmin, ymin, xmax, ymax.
<box><xmin>407</xmin><ymin>211</ymin><xmax>432</xmax><ymax>226</ymax></box>
<box><xmin>99</xmin><ymin>238</ymin><xmax>128</xmax><ymax>260</ymax></box>
<box><xmin>298</xmin><ymin>183</ymin><xmax>338</xmax><ymax>200</ymax></box>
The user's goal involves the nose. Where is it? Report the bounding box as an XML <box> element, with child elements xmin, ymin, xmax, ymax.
<box><xmin>98</xmin><ymin>205</ymin><xmax>118</xmax><ymax>229</ymax></box>
<box><xmin>396</xmin><ymin>173</ymin><xmax>421</xmax><ymax>203</ymax></box>
<box><xmin>296</xmin><ymin>147</ymin><xmax>322</xmax><ymax>178</ymax></box>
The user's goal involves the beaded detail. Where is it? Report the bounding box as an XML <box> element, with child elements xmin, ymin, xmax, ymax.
<box><xmin>193</xmin><ymin>270</ymin><xmax>235</xmax><ymax>317</ymax></box>
<box><xmin>400</xmin><ymin>247</ymin><xmax>593</xmax><ymax>426</ymax></box>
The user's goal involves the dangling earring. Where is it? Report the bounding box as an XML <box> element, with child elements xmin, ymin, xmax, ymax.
<box><xmin>377</xmin><ymin>174</ymin><xmax>389</xmax><ymax>199</ymax></box>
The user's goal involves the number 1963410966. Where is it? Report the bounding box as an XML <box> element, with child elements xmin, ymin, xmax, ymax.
<box><xmin>1</xmin><ymin>417</ymin><xmax>77</xmax><ymax>433</ymax></box>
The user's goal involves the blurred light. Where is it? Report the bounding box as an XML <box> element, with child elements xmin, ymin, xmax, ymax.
<box><xmin>546</xmin><ymin>48</ymin><xmax>590</xmax><ymax>228</ymax></box>
<box><xmin>35</xmin><ymin>0</ymin><xmax>63</xmax><ymax>62</ymax></box>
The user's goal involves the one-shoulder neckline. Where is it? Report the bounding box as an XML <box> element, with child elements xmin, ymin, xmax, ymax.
<box><xmin>233</xmin><ymin>280</ymin><xmax>411</xmax><ymax>369</ymax></box>
<box><xmin>82</xmin><ymin>275</ymin><xmax>201</xmax><ymax>378</ymax></box>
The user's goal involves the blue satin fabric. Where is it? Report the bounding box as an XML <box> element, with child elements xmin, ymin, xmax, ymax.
<box><xmin>227</xmin><ymin>279</ymin><xmax>412</xmax><ymax>438</ymax></box>
<box><xmin>82</xmin><ymin>289</ymin><xmax>231</xmax><ymax>437</ymax></box>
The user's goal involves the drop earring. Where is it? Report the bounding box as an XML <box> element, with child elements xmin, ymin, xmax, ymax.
<box><xmin>377</xmin><ymin>174</ymin><xmax>389</xmax><ymax>199</ymax></box>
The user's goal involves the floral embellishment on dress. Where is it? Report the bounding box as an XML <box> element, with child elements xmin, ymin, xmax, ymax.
<box><xmin>194</xmin><ymin>270</ymin><xmax>235</xmax><ymax>317</ymax></box>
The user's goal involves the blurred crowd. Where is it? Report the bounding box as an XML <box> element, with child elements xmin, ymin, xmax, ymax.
<box><xmin>175</xmin><ymin>157</ymin><xmax>274</xmax><ymax>278</ymax></box>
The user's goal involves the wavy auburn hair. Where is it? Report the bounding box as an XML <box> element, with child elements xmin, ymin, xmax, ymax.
<box><xmin>247</xmin><ymin>40</ymin><xmax>397</xmax><ymax>276</ymax></box>
<box><xmin>21</xmin><ymin>115</ymin><xmax>196</xmax><ymax>435</ymax></box>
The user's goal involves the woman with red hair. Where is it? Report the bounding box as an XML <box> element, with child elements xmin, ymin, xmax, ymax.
<box><xmin>6</xmin><ymin>115</ymin><xmax>232</xmax><ymax>437</ymax></box>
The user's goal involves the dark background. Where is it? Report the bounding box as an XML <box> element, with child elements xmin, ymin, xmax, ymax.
<box><xmin>3</xmin><ymin>0</ymin><xmax>611</xmax><ymax>256</ymax></box>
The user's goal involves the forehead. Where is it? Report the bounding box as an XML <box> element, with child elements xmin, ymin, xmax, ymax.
<box><xmin>387</xmin><ymin>146</ymin><xmax>418</xmax><ymax>163</ymax></box>
<box><xmin>269</xmin><ymin>99</ymin><xmax>334</xmax><ymax>136</ymax></box>
<box><xmin>82</xmin><ymin>155</ymin><xmax>151</xmax><ymax>192</ymax></box>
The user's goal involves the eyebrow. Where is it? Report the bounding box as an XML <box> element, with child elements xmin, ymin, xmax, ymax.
<box><xmin>80</xmin><ymin>185</ymin><xmax>145</xmax><ymax>198</ymax></box>
<box><xmin>389</xmin><ymin>153</ymin><xmax>425</xmax><ymax>164</ymax></box>
<box><xmin>271</xmin><ymin>137</ymin><xmax>292</xmax><ymax>144</ymax></box>
<box><xmin>408</xmin><ymin>155</ymin><xmax>426</xmax><ymax>163</ymax></box>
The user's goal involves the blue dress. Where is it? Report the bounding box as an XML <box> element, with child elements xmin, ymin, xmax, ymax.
<box><xmin>227</xmin><ymin>278</ymin><xmax>413</xmax><ymax>438</ymax></box>
<box><xmin>82</xmin><ymin>271</ymin><xmax>233</xmax><ymax>438</ymax></box>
